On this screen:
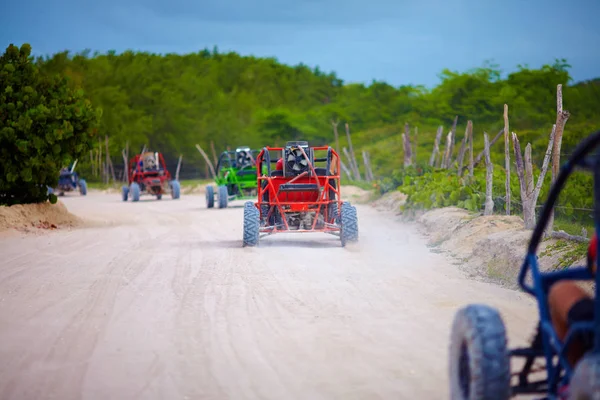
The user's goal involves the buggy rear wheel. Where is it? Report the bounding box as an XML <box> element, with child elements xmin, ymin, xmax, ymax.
<box><xmin>130</xmin><ymin>182</ymin><xmax>141</xmax><ymax>202</ymax></box>
<box><xmin>170</xmin><ymin>180</ymin><xmax>181</xmax><ymax>199</ymax></box>
<box><xmin>122</xmin><ymin>186</ymin><xmax>129</xmax><ymax>201</ymax></box>
<box><xmin>243</xmin><ymin>201</ymin><xmax>259</xmax><ymax>247</ymax></box>
<box><xmin>449</xmin><ymin>304</ymin><xmax>510</xmax><ymax>400</ymax></box>
<box><xmin>340</xmin><ymin>202</ymin><xmax>358</xmax><ymax>246</ymax></box>
<box><xmin>79</xmin><ymin>179</ymin><xmax>87</xmax><ymax>196</ymax></box>
<box><xmin>206</xmin><ymin>185</ymin><xmax>215</xmax><ymax>208</ymax></box>
<box><xmin>218</xmin><ymin>185</ymin><xmax>228</xmax><ymax>209</ymax></box>
<box><xmin>570</xmin><ymin>353</ymin><xmax>600</xmax><ymax>399</ymax></box>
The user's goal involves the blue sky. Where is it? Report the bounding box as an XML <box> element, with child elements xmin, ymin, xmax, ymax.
<box><xmin>1</xmin><ymin>0</ymin><xmax>599</xmax><ymax>87</ymax></box>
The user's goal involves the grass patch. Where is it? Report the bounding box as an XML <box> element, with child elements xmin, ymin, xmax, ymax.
<box><xmin>553</xmin><ymin>218</ymin><xmax>594</xmax><ymax>237</ymax></box>
<box><xmin>557</xmin><ymin>242</ymin><xmax>588</xmax><ymax>269</ymax></box>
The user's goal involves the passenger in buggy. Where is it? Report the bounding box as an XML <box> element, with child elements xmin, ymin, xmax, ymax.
<box><xmin>544</xmin><ymin>234</ymin><xmax>597</xmax><ymax>367</ymax></box>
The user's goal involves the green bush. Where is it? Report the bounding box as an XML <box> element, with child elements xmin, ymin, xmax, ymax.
<box><xmin>0</xmin><ymin>44</ymin><xmax>100</xmax><ymax>205</ymax></box>
<box><xmin>389</xmin><ymin>163</ymin><xmax>593</xmax><ymax>227</ymax></box>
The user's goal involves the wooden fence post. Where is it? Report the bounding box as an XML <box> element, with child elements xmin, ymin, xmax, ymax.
<box><xmin>345</xmin><ymin>123</ymin><xmax>361</xmax><ymax>180</ymax></box>
<box><xmin>362</xmin><ymin>150</ymin><xmax>374</xmax><ymax>182</ymax></box>
<box><xmin>457</xmin><ymin>120</ymin><xmax>472</xmax><ymax>174</ymax></box>
<box><xmin>511</xmin><ymin>126</ymin><xmax>556</xmax><ymax>229</ymax></box>
<box><xmin>331</xmin><ymin>120</ymin><xmax>340</xmax><ymax>152</ymax></box>
<box><xmin>403</xmin><ymin>122</ymin><xmax>413</xmax><ymax>167</ymax></box>
<box><xmin>445</xmin><ymin>116</ymin><xmax>458</xmax><ymax>167</ymax></box>
<box><xmin>468</xmin><ymin>122</ymin><xmax>474</xmax><ymax>178</ymax></box>
<box><xmin>547</xmin><ymin>84</ymin><xmax>571</xmax><ymax>235</ymax></box>
<box><xmin>442</xmin><ymin>131</ymin><xmax>452</xmax><ymax>169</ymax></box>
<box><xmin>503</xmin><ymin>104</ymin><xmax>511</xmax><ymax>215</ymax></box>
<box><xmin>484</xmin><ymin>133</ymin><xmax>494</xmax><ymax>215</ymax></box>
<box><xmin>430</xmin><ymin>126</ymin><xmax>443</xmax><ymax>167</ymax></box>
<box><xmin>195</xmin><ymin>144</ymin><xmax>217</xmax><ymax>179</ymax></box>
<box><xmin>175</xmin><ymin>155</ymin><xmax>183</xmax><ymax>181</ymax></box>
<box><xmin>210</xmin><ymin>141</ymin><xmax>218</xmax><ymax>166</ymax></box>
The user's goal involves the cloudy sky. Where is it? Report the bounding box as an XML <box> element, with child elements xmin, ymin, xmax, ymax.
<box><xmin>1</xmin><ymin>0</ymin><xmax>599</xmax><ymax>87</ymax></box>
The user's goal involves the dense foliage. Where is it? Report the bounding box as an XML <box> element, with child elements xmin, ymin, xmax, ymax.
<box><xmin>34</xmin><ymin>49</ymin><xmax>600</xmax><ymax>178</ymax></box>
<box><xmin>390</xmin><ymin>166</ymin><xmax>593</xmax><ymax>231</ymax></box>
<box><xmin>0</xmin><ymin>44</ymin><xmax>100</xmax><ymax>205</ymax></box>
<box><xmin>9</xmin><ymin>44</ymin><xmax>599</xmax><ymax>225</ymax></box>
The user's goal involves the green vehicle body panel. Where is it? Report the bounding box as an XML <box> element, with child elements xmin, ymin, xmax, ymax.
<box><xmin>212</xmin><ymin>147</ymin><xmax>264</xmax><ymax>200</ymax></box>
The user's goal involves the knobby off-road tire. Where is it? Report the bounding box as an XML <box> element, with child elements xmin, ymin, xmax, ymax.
<box><xmin>122</xmin><ymin>186</ymin><xmax>129</xmax><ymax>201</ymax></box>
<box><xmin>570</xmin><ymin>353</ymin><xmax>600</xmax><ymax>400</ymax></box>
<box><xmin>218</xmin><ymin>185</ymin><xmax>228</xmax><ymax>209</ymax></box>
<box><xmin>79</xmin><ymin>179</ymin><xmax>87</xmax><ymax>196</ymax></box>
<box><xmin>340</xmin><ymin>201</ymin><xmax>358</xmax><ymax>247</ymax></box>
<box><xmin>130</xmin><ymin>182</ymin><xmax>141</xmax><ymax>202</ymax></box>
<box><xmin>170</xmin><ymin>180</ymin><xmax>181</xmax><ymax>199</ymax></box>
<box><xmin>449</xmin><ymin>304</ymin><xmax>510</xmax><ymax>400</ymax></box>
<box><xmin>243</xmin><ymin>201</ymin><xmax>260</xmax><ymax>247</ymax></box>
<box><xmin>206</xmin><ymin>185</ymin><xmax>215</xmax><ymax>208</ymax></box>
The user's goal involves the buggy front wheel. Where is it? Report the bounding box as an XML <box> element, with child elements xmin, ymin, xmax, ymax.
<box><xmin>130</xmin><ymin>182</ymin><xmax>141</xmax><ymax>202</ymax></box>
<box><xmin>449</xmin><ymin>304</ymin><xmax>510</xmax><ymax>400</ymax></box>
<box><xmin>170</xmin><ymin>180</ymin><xmax>181</xmax><ymax>199</ymax></box>
<box><xmin>79</xmin><ymin>179</ymin><xmax>87</xmax><ymax>196</ymax></box>
<box><xmin>340</xmin><ymin>202</ymin><xmax>358</xmax><ymax>247</ymax></box>
<box><xmin>218</xmin><ymin>185</ymin><xmax>228</xmax><ymax>209</ymax></box>
<box><xmin>243</xmin><ymin>201</ymin><xmax>259</xmax><ymax>247</ymax></box>
<box><xmin>206</xmin><ymin>185</ymin><xmax>215</xmax><ymax>208</ymax></box>
<box><xmin>122</xmin><ymin>186</ymin><xmax>129</xmax><ymax>201</ymax></box>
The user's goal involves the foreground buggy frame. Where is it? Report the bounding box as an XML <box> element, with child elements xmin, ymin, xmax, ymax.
<box><xmin>449</xmin><ymin>130</ymin><xmax>600</xmax><ymax>399</ymax></box>
<box><xmin>206</xmin><ymin>147</ymin><xmax>260</xmax><ymax>209</ymax></box>
<box><xmin>122</xmin><ymin>151</ymin><xmax>181</xmax><ymax>202</ymax></box>
<box><xmin>52</xmin><ymin>160</ymin><xmax>87</xmax><ymax>196</ymax></box>
<box><xmin>242</xmin><ymin>141</ymin><xmax>358</xmax><ymax>247</ymax></box>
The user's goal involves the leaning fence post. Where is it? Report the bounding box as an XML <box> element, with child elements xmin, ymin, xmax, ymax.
<box><xmin>484</xmin><ymin>133</ymin><xmax>494</xmax><ymax>215</ymax></box>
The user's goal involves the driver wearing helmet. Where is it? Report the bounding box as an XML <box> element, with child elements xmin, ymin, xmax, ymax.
<box><xmin>545</xmin><ymin>234</ymin><xmax>597</xmax><ymax>367</ymax></box>
<box><xmin>276</xmin><ymin>158</ymin><xmax>283</xmax><ymax>172</ymax></box>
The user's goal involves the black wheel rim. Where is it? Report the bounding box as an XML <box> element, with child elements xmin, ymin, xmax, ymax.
<box><xmin>459</xmin><ymin>341</ymin><xmax>471</xmax><ymax>398</ymax></box>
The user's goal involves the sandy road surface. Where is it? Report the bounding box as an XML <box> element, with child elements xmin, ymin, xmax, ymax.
<box><xmin>0</xmin><ymin>192</ymin><xmax>538</xmax><ymax>400</ymax></box>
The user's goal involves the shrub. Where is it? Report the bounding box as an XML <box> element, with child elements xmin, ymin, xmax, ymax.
<box><xmin>0</xmin><ymin>43</ymin><xmax>101</xmax><ymax>205</ymax></box>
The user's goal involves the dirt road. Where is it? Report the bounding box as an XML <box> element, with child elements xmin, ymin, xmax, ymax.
<box><xmin>0</xmin><ymin>192</ymin><xmax>538</xmax><ymax>399</ymax></box>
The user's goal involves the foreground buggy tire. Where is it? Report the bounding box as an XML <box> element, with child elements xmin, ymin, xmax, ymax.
<box><xmin>170</xmin><ymin>180</ymin><xmax>181</xmax><ymax>199</ymax></box>
<box><xmin>570</xmin><ymin>353</ymin><xmax>600</xmax><ymax>399</ymax></box>
<box><xmin>79</xmin><ymin>179</ymin><xmax>87</xmax><ymax>196</ymax></box>
<box><xmin>340</xmin><ymin>202</ymin><xmax>358</xmax><ymax>246</ymax></box>
<box><xmin>218</xmin><ymin>185</ymin><xmax>228</xmax><ymax>209</ymax></box>
<box><xmin>206</xmin><ymin>185</ymin><xmax>215</xmax><ymax>208</ymax></box>
<box><xmin>122</xmin><ymin>186</ymin><xmax>129</xmax><ymax>201</ymax></box>
<box><xmin>449</xmin><ymin>304</ymin><xmax>510</xmax><ymax>400</ymax></box>
<box><xmin>243</xmin><ymin>201</ymin><xmax>260</xmax><ymax>247</ymax></box>
<box><xmin>130</xmin><ymin>183</ymin><xmax>141</xmax><ymax>202</ymax></box>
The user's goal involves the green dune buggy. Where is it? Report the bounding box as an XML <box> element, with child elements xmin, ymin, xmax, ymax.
<box><xmin>206</xmin><ymin>147</ymin><xmax>260</xmax><ymax>209</ymax></box>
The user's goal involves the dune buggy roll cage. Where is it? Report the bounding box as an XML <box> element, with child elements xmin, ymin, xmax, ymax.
<box><xmin>128</xmin><ymin>152</ymin><xmax>171</xmax><ymax>185</ymax></box>
<box><xmin>510</xmin><ymin>129</ymin><xmax>600</xmax><ymax>396</ymax></box>
<box><xmin>255</xmin><ymin>145</ymin><xmax>341</xmax><ymax>234</ymax></box>
<box><xmin>216</xmin><ymin>149</ymin><xmax>259</xmax><ymax>171</ymax></box>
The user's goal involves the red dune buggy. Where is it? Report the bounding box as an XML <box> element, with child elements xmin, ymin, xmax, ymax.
<box><xmin>122</xmin><ymin>151</ymin><xmax>181</xmax><ymax>202</ymax></box>
<box><xmin>242</xmin><ymin>141</ymin><xmax>358</xmax><ymax>247</ymax></box>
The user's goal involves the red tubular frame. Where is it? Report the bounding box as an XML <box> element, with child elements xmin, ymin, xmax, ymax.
<box><xmin>128</xmin><ymin>152</ymin><xmax>172</xmax><ymax>194</ymax></box>
<box><xmin>255</xmin><ymin>145</ymin><xmax>342</xmax><ymax>234</ymax></box>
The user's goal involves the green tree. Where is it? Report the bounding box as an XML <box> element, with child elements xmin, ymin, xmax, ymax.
<box><xmin>0</xmin><ymin>43</ymin><xmax>101</xmax><ymax>205</ymax></box>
